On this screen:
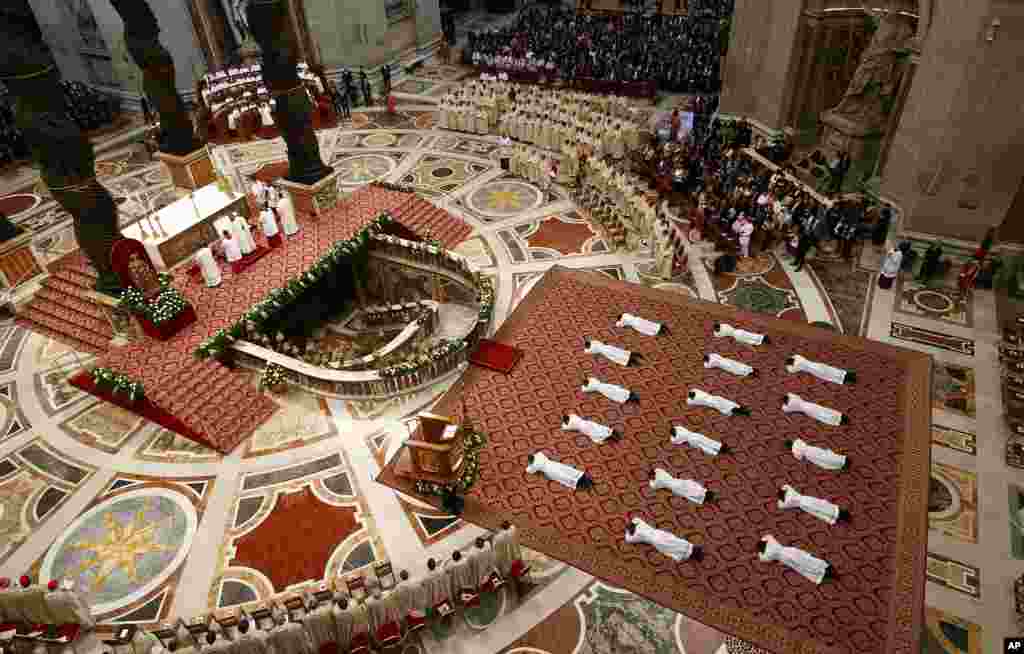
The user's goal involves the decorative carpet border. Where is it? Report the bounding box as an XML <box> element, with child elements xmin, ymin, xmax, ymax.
<box><xmin>378</xmin><ymin>266</ymin><xmax>931</xmax><ymax>654</ymax></box>
<box><xmin>890</xmin><ymin>322</ymin><xmax>975</xmax><ymax>356</ymax></box>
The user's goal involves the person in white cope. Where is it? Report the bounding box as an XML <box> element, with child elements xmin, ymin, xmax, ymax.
<box><xmin>757</xmin><ymin>535</ymin><xmax>835</xmax><ymax>584</ymax></box>
<box><xmin>195</xmin><ymin>246</ymin><xmax>222</xmax><ymax>287</ymax></box>
<box><xmin>704</xmin><ymin>353</ymin><xmax>757</xmax><ymax>377</ymax></box>
<box><xmin>220</xmin><ymin>230</ymin><xmax>243</xmax><ymax>272</ymax></box>
<box><xmin>276</xmin><ymin>188</ymin><xmax>299</xmax><ymax>236</ymax></box>
<box><xmin>330</xmin><ymin>596</ymin><xmax>354</xmax><ymax>652</ymax></box>
<box><xmin>493</xmin><ymin>521</ymin><xmax>523</xmax><ymax>579</ymax></box>
<box><xmin>687</xmin><ymin>389</ymin><xmax>751</xmax><ymax>416</ymax></box>
<box><xmin>527</xmin><ymin>452</ymin><xmax>593</xmax><ymax>489</ymax></box>
<box><xmin>561</xmin><ymin>413</ymin><xmax>621</xmax><ymax>443</ymax></box>
<box><xmin>250</xmin><ymin>179</ymin><xmax>267</xmax><ymax>206</ymax></box>
<box><xmin>777</xmin><ymin>484</ymin><xmax>849</xmax><ymax>525</ymax></box>
<box><xmin>649</xmin><ymin>468</ymin><xmax>713</xmax><ymax>504</ymax></box>
<box><xmin>232</xmin><ymin>212</ymin><xmax>257</xmax><ymax>256</ymax></box>
<box><xmin>423</xmin><ymin>558</ymin><xmax>454</xmax><ymax>623</ymax></box>
<box><xmin>43</xmin><ymin>577</ymin><xmax>95</xmax><ymax>629</ymax></box>
<box><xmin>392</xmin><ymin>570</ymin><xmax>427</xmax><ymax>633</ymax></box>
<box><xmin>584</xmin><ymin>338</ymin><xmax>642</xmax><ymax>367</ymax></box>
<box><xmin>785</xmin><ymin>354</ymin><xmax>856</xmax><ymax>384</ymax></box>
<box><xmin>580</xmin><ymin>376</ymin><xmax>637</xmax><ymax>404</ymax></box>
<box><xmin>712</xmin><ymin>322</ymin><xmax>769</xmax><ymax>346</ymax></box>
<box><xmin>261</xmin><ymin>205</ymin><xmax>282</xmax><ymax>248</ymax></box>
<box><xmin>670</xmin><ymin>424</ymin><xmax>729</xmax><ymax>456</ymax></box>
<box><xmin>785</xmin><ymin>438</ymin><xmax>849</xmax><ymax>471</ymax></box>
<box><xmin>782</xmin><ymin>393</ymin><xmax>848</xmax><ymax>426</ymax></box>
<box><xmin>625</xmin><ymin>517</ymin><xmax>702</xmax><ymax>562</ymax></box>
<box><xmin>616</xmin><ymin>312</ymin><xmax>668</xmax><ymax>336</ymax></box>
<box><xmin>878</xmin><ymin>246</ymin><xmax>903</xmax><ymax>290</ymax></box>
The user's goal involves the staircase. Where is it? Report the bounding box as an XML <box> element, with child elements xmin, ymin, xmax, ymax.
<box><xmin>15</xmin><ymin>254</ymin><xmax>113</xmax><ymax>356</ymax></box>
<box><xmin>390</xmin><ymin>195</ymin><xmax>473</xmax><ymax>248</ymax></box>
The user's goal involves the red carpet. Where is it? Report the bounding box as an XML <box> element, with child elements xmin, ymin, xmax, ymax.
<box><xmin>0</xmin><ymin>194</ymin><xmax>37</xmax><ymax>216</ymax></box>
<box><xmin>469</xmin><ymin>339</ymin><xmax>523</xmax><ymax>374</ymax></box>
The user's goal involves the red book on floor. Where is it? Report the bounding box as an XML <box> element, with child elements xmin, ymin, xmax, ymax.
<box><xmin>470</xmin><ymin>339</ymin><xmax>523</xmax><ymax>375</ymax></box>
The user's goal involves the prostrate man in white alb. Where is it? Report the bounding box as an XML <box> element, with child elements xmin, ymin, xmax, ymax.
<box><xmin>561</xmin><ymin>413</ymin><xmax>621</xmax><ymax>443</ymax></box>
<box><xmin>649</xmin><ymin>468</ymin><xmax>713</xmax><ymax>504</ymax></box>
<box><xmin>527</xmin><ymin>452</ymin><xmax>594</xmax><ymax>490</ymax></box>
<box><xmin>785</xmin><ymin>354</ymin><xmax>856</xmax><ymax>385</ymax></box>
<box><xmin>687</xmin><ymin>389</ymin><xmax>751</xmax><ymax>416</ymax></box>
<box><xmin>625</xmin><ymin>517</ymin><xmax>702</xmax><ymax>562</ymax></box>
<box><xmin>712</xmin><ymin>322</ymin><xmax>768</xmax><ymax>346</ymax></box>
<box><xmin>785</xmin><ymin>438</ymin><xmax>849</xmax><ymax>471</ymax></box>
<box><xmin>616</xmin><ymin>312</ymin><xmax>668</xmax><ymax>336</ymax></box>
<box><xmin>670</xmin><ymin>425</ymin><xmax>729</xmax><ymax>457</ymax></box>
<box><xmin>757</xmin><ymin>535</ymin><xmax>834</xmax><ymax>585</ymax></box>
<box><xmin>703</xmin><ymin>353</ymin><xmax>757</xmax><ymax>377</ymax></box>
<box><xmin>782</xmin><ymin>393</ymin><xmax>848</xmax><ymax>426</ymax></box>
<box><xmin>581</xmin><ymin>377</ymin><xmax>637</xmax><ymax>404</ymax></box>
<box><xmin>584</xmin><ymin>338</ymin><xmax>642</xmax><ymax>367</ymax></box>
<box><xmin>777</xmin><ymin>484</ymin><xmax>849</xmax><ymax>525</ymax></box>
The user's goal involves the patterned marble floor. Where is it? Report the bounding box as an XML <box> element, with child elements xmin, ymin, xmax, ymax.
<box><xmin>0</xmin><ymin>97</ymin><xmax>1018</xmax><ymax>654</ymax></box>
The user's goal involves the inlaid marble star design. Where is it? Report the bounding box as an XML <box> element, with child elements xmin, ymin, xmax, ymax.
<box><xmin>69</xmin><ymin>506</ymin><xmax>174</xmax><ymax>590</ymax></box>
<box><xmin>485</xmin><ymin>189</ymin><xmax>523</xmax><ymax>211</ymax></box>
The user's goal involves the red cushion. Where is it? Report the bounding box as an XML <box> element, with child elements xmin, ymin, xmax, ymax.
<box><xmin>375</xmin><ymin>621</ymin><xmax>400</xmax><ymax>645</ymax></box>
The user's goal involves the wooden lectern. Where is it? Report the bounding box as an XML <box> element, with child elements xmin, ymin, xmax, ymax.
<box><xmin>406</xmin><ymin>412</ymin><xmax>465</xmax><ymax>477</ymax></box>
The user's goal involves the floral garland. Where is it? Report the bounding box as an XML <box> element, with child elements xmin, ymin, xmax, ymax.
<box><xmin>378</xmin><ymin>339</ymin><xmax>467</xmax><ymax>378</ymax></box>
<box><xmin>413</xmin><ymin>429</ymin><xmax>487</xmax><ymax>496</ymax></box>
<box><xmin>259</xmin><ymin>362</ymin><xmax>287</xmax><ymax>390</ymax></box>
<box><xmin>92</xmin><ymin>367</ymin><xmax>145</xmax><ymax>402</ymax></box>
<box><xmin>195</xmin><ymin>212</ymin><xmax>394</xmax><ymax>358</ymax></box>
<box><xmin>118</xmin><ymin>273</ymin><xmax>190</xmax><ymax>325</ymax></box>
<box><xmin>476</xmin><ymin>275</ymin><xmax>495</xmax><ymax>322</ymax></box>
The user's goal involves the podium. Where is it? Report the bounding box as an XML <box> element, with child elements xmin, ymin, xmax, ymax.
<box><xmin>399</xmin><ymin>413</ymin><xmax>466</xmax><ymax>482</ymax></box>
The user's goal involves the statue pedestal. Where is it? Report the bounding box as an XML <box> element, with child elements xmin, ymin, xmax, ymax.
<box><xmin>156</xmin><ymin>147</ymin><xmax>216</xmax><ymax>192</ymax></box>
<box><xmin>278</xmin><ymin>170</ymin><xmax>342</xmax><ymax>220</ymax></box>
<box><xmin>819</xmin><ymin>111</ymin><xmax>884</xmax><ymax>191</ymax></box>
<box><xmin>0</xmin><ymin>232</ymin><xmax>46</xmax><ymax>293</ymax></box>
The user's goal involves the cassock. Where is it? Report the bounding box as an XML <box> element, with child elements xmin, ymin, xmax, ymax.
<box><xmin>277</xmin><ymin>194</ymin><xmax>299</xmax><ymax>236</ymax></box>
<box><xmin>790</xmin><ymin>438</ymin><xmax>846</xmax><ymax>470</ymax></box>
<box><xmin>561</xmin><ymin>413</ymin><xmax>615</xmax><ymax>444</ymax></box>
<box><xmin>584</xmin><ymin>339</ymin><xmax>632</xmax><ymax>366</ymax></box>
<box><xmin>704</xmin><ymin>353</ymin><xmax>754</xmax><ymax>377</ymax></box>
<box><xmin>670</xmin><ymin>425</ymin><xmax>722</xmax><ymax>456</ymax></box>
<box><xmin>758</xmin><ymin>535</ymin><xmax>830</xmax><ymax>585</ymax></box>
<box><xmin>581</xmin><ymin>377</ymin><xmax>631</xmax><ymax>404</ymax></box>
<box><xmin>616</xmin><ymin>313</ymin><xmax>664</xmax><ymax>336</ymax></box>
<box><xmin>526</xmin><ymin>451</ymin><xmax>585</xmax><ymax>489</ymax></box>
<box><xmin>687</xmin><ymin>389</ymin><xmax>741</xmax><ymax>416</ymax></box>
<box><xmin>786</xmin><ymin>354</ymin><xmax>852</xmax><ymax>385</ymax></box>
<box><xmin>625</xmin><ymin>517</ymin><xmax>695</xmax><ymax>561</ymax></box>
<box><xmin>232</xmin><ymin>214</ymin><xmax>256</xmax><ymax>255</ymax></box>
<box><xmin>782</xmin><ymin>393</ymin><xmax>846</xmax><ymax>426</ymax></box>
<box><xmin>713</xmin><ymin>323</ymin><xmax>766</xmax><ymax>346</ymax></box>
<box><xmin>778</xmin><ymin>484</ymin><xmax>841</xmax><ymax>525</ymax></box>
<box><xmin>195</xmin><ymin>247</ymin><xmax>222</xmax><ymax>287</ymax></box>
<box><xmin>650</xmin><ymin>468</ymin><xmax>707</xmax><ymax>504</ymax></box>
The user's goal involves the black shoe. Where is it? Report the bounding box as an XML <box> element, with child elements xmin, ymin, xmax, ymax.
<box><xmin>762</xmin><ymin>335</ymin><xmax>771</xmax><ymax>345</ymax></box>
<box><xmin>719</xmin><ymin>444</ymin><xmax>731</xmax><ymax>455</ymax></box>
<box><xmin>844</xmin><ymin>371</ymin><xmax>857</xmax><ymax>384</ymax></box>
<box><xmin>689</xmin><ymin>546</ymin><xmax>703</xmax><ymax>562</ymax></box>
<box><xmin>823</xmin><ymin>564</ymin><xmax>836</xmax><ymax>580</ymax></box>
<box><xmin>608</xmin><ymin>430</ymin><xmax>622</xmax><ymax>442</ymax></box>
<box><xmin>837</xmin><ymin>508</ymin><xmax>851</xmax><ymax>523</ymax></box>
<box><xmin>627</xmin><ymin>392</ymin><xmax>640</xmax><ymax>403</ymax></box>
<box><xmin>703</xmin><ymin>490</ymin><xmax>716</xmax><ymax>503</ymax></box>
<box><xmin>840</xmin><ymin>414</ymin><xmax>850</xmax><ymax>426</ymax></box>
<box><xmin>842</xmin><ymin>457</ymin><xmax>851</xmax><ymax>471</ymax></box>
<box><xmin>732</xmin><ymin>406</ymin><xmax>751</xmax><ymax>417</ymax></box>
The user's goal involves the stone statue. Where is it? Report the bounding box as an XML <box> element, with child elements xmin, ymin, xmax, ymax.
<box><xmin>828</xmin><ymin>13</ymin><xmax>915</xmax><ymax>130</ymax></box>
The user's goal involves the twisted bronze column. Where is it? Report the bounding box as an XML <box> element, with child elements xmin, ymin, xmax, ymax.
<box><xmin>246</xmin><ymin>0</ymin><xmax>332</xmax><ymax>186</ymax></box>
<box><xmin>108</xmin><ymin>0</ymin><xmax>202</xmax><ymax>156</ymax></box>
<box><xmin>0</xmin><ymin>18</ymin><xmax>122</xmax><ymax>293</ymax></box>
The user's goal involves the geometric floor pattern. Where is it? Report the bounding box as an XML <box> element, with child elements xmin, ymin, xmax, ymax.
<box><xmin>0</xmin><ymin>79</ymin><xmax>1017</xmax><ymax>653</ymax></box>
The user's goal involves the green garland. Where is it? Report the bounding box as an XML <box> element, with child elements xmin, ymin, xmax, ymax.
<box><xmin>118</xmin><ymin>273</ymin><xmax>190</xmax><ymax>325</ymax></box>
<box><xmin>477</xmin><ymin>276</ymin><xmax>495</xmax><ymax>321</ymax></box>
<box><xmin>378</xmin><ymin>339</ymin><xmax>467</xmax><ymax>377</ymax></box>
<box><xmin>259</xmin><ymin>362</ymin><xmax>287</xmax><ymax>390</ymax></box>
<box><xmin>413</xmin><ymin>429</ymin><xmax>487</xmax><ymax>496</ymax></box>
<box><xmin>92</xmin><ymin>367</ymin><xmax>145</xmax><ymax>402</ymax></box>
<box><xmin>195</xmin><ymin>212</ymin><xmax>395</xmax><ymax>358</ymax></box>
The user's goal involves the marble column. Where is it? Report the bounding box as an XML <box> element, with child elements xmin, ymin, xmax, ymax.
<box><xmin>25</xmin><ymin>0</ymin><xmax>91</xmax><ymax>85</ymax></box>
<box><xmin>415</xmin><ymin>0</ymin><xmax>443</xmax><ymax>50</ymax></box>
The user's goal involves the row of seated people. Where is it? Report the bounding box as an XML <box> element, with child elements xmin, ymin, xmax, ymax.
<box><xmin>201</xmin><ymin>63</ymin><xmax>325</xmax><ymax>109</ymax></box>
<box><xmin>122</xmin><ymin>524</ymin><xmax>527</xmax><ymax>654</ymax></box>
<box><xmin>0</xmin><ymin>577</ymin><xmax>97</xmax><ymax>654</ymax></box>
<box><xmin>206</xmin><ymin>92</ymin><xmax>335</xmax><ymax>142</ymax></box>
<box><xmin>574</xmin><ymin>156</ymin><xmax>658</xmax><ymax>250</ymax></box>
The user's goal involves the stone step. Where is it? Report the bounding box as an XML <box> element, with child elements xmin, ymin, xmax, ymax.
<box><xmin>34</xmin><ymin>285</ymin><xmax>108</xmax><ymax>321</ymax></box>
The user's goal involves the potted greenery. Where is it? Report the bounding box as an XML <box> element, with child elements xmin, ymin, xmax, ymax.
<box><xmin>118</xmin><ymin>273</ymin><xmax>196</xmax><ymax>340</ymax></box>
<box><xmin>259</xmin><ymin>362</ymin><xmax>288</xmax><ymax>393</ymax></box>
<box><xmin>92</xmin><ymin>367</ymin><xmax>145</xmax><ymax>405</ymax></box>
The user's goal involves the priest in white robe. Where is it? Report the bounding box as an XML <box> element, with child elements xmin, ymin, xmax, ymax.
<box><xmin>758</xmin><ymin>535</ymin><xmax>834</xmax><ymax>584</ymax></box>
<box><xmin>713</xmin><ymin>322</ymin><xmax>768</xmax><ymax>346</ymax></box>
<box><xmin>670</xmin><ymin>425</ymin><xmax>727</xmax><ymax>456</ymax></box>
<box><xmin>649</xmin><ymin>468</ymin><xmax>711</xmax><ymax>504</ymax></box>
<box><xmin>687</xmin><ymin>389</ymin><xmax>750</xmax><ymax>416</ymax></box>
<box><xmin>561</xmin><ymin>413</ymin><xmax>620</xmax><ymax>443</ymax></box>
<box><xmin>393</xmin><ymin>572</ymin><xmax>427</xmax><ymax>632</ymax></box>
<box><xmin>704</xmin><ymin>353</ymin><xmax>757</xmax><ymax>377</ymax></box>
<box><xmin>302</xmin><ymin>596</ymin><xmax>336</xmax><ymax>651</ymax></box>
<box><xmin>220</xmin><ymin>230</ymin><xmax>243</xmax><ymax>273</ymax></box>
<box><xmin>277</xmin><ymin>190</ymin><xmax>299</xmax><ymax>236</ymax></box>
<box><xmin>625</xmin><ymin>517</ymin><xmax>701</xmax><ymax>562</ymax></box>
<box><xmin>261</xmin><ymin>207</ymin><xmax>282</xmax><ymax>247</ymax></box>
<box><xmin>423</xmin><ymin>561</ymin><xmax>454</xmax><ymax>616</ymax></box>
<box><xmin>195</xmin><ymin>247</ymin><xmax>222</xmax><ymax>287</ymax></box>
<box><xmin>580</xmin><ymin>377</ymin><xmax>636</xmax><ymax>404</ymax></box>
<box><xmin>232</xmin><ymin>213</ymin><xmax>256</xmax><ymax>255</ymax></box>
<box><xmin>782</xmin><ymin>393</ymin><xmax>848</xmax><ymax>426</ymax></box>
<box><xmin>250</xmin><ymin>180</ymin><xmax>267</xmax><ymax>206</ymax></box>
<box><xmin>785</xmin><ymin>355</ymin><xmax>856</xmax><ymax>385</ymax></box>
<box><xmin>493</xmin><ymin>522</ymin><xmax>523</xmax><ymax>577</ymax></box>
<box><xmin>584</xmin><ymin>339</ymin><xmax>639</xmax><ymax>367</ymax></box>
<box><xmin>527</xmin><ymin>452</ymin><xmax>592</xmax><ymax>489</ymax></box>
<box><xmin>777</xmin><ymin>484</ymin><xmax>848</xmax><ymax>525</ymax></box>
<box><xmin>616</xmin><ymin>312</ymin><xmax>667</xmax><ymax>336</ymax></box>
<box><xmin>233</xmin><ymin>617</ymin><xmax>269</xmax><ymax>654</ymax></box>
<box><xmin>445</xmin><ymin>551</ymin><xmax>479</xmax><ymax>605</ymax></box>
<box><xmin>43</xmin><ymin>579</ymin><xmax>94</xmax><ymax>628</ymax></box>
<box><xmin>786</xmin><ymin>438</ymin><xmax>849</xmax><ymax>471</ymax></box>
<box><xmin>330</xmin><ymin>597</ymin><xmax>354</xmax><ymax>651</ymax></box>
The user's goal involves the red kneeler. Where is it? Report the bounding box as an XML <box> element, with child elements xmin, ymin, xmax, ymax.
<box><xmin>375</xmin><ymin>621</ymin><xmax>401</xmax><ymax>648</ymax></box>
<box><xmin>405</xmin><ymin>611</ymin><xmax>426</xmax><ymax>632</ymax></box>
<box><xmin>348</xmin><ymin>632</ymin><xmax>371</xmax><ymax>654</ymax></box>
<box><xmin>459</xmin><ymin>588</ymin><xmax>480</xmax><ymax>608</ymax></box>
<box><xmin>481</xmin><ymin>571</ymin><xmax>506</xmax><ymax>594</ymax></box>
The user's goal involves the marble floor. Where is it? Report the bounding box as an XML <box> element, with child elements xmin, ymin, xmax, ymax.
<box><xmin>0</xmin><ymin>88</ymin><xmax>1016</xmax><ymax>654</ymax></box>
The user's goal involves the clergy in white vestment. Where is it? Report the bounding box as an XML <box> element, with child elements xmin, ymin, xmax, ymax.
<box><xmin>493</xmin><ymin>522</ymin><xmax>523</xmax><ymax>577</ymax></box>
<box><xmin>584</xmin><ymin>339</ymin><xmax>636</xmax><ymax>367</ymax></box>
<box><xmin>670</xmin><ymin>425</ymin><xmax>726</xmax><ymax>456</ymax></box>
<box><xmin>616</xmin><ymin>312</ymin><xmax>666</xmax><ymax>336</ymax></box>
<box><xmin>233</xmin><ymin>617</ymin><xmax>269</xmax><ymax>654</ymax></box>
<box><xmin>777</xmin><ymin>484</ymin><xmax>847</xmax><ymax>525</ymax></box>
<box><xmin>758</xmin><ymin>535</ymin><xmax>833</xmax><ymax>584</ymax></box>
<box><xmin>580</xmin><ymin>376</ymin><xmax>635</xmax><ymax>404</ymax></box>
<box><xmin>423</xmin><ymin>562</ymin><xmax>454</xmax><ymax>614</ymax></box>
<box><xmin>526</xmin><ymin>452</ymin><xmax>592</xmax><ymax>489</ymax></box>
<box><xmin>704</xmin><ymin>353</ymin><xmax>757</xmax><ymax>377</ymax></box>
<box><xmin>364</xmin><ymin>591</ymin><xmax>389</xmax><ymax>638</ymax></box>
<box><xmin>195</xmin><ymin>247</ymin><xmax>222</xmax><ymax>287</ymax></box>
<box><xmin>561</xmin><ymin>413</ymin><xmax>619</xmax><ymax>444</ymax></box>
<box><xmin>471</xmin><ymin>538</ymin><xmax>498</xmax><ymax>586</ymax></box>
<box><xmin>782</xmin><ymin>393</ymin><xmax>848</xmax><ymax>426</ymax></box>
<box><xmin>277</xmin><ymin>191</ymin><xmax>299</xmax><ymax>236</ymax></box>
<box><xmin>261</xmin><ymin>208</ymin><xmax>281</xmax><ymax>247</ymax></box>
<box><xmin>712</xmin><ymin>322</ymin><xmax>768</xmax><ymax>346</ymax></box>
<box><xmin>330</xmin><ymin>597</ymin><xmax>355</xmax><ymax>650</ymax></box>
<box><xmin>687</xmin><ymin>389</ymin><xmax>750</xmax><ymax>416</ymax></box>
<box><xmin>302</xmin><ymin>599</ymin><xmax>336</xmax><ymax>651</ymax></box>
<box><xmin>43</xmin><ymin>579</ymin><xmax>94</xmax><ymax>628</ymax></box>
<box><xmin>232</xmin><ymin>213</ymin><xmax>256</xmax><ymax>255</ymax></box>
<box><xmin>221</xmin><ymin>231</ymin><xmax>242</xmax><ymax>264</ymax></box>
<box><xmin>258</xmin><ymin>103</ymin><xmax>274</xmax><ymax>127</ymax></box>
<box><xmin>786</xmin><ymin>438</ymin><xmax>848</xmax><ymax>471</ymax></box>
<box><xmin>649</xmin><ymin>468</ymin><xmax>710</xmax><ymax>504</ymax></box>
<box><xmin>393</xmin><ymin>573</ymin><xmax>427</xmax><ymax>630</ymax></box>
<box><xmin>785</xmin><ymin>355</ymin><xmax>855</xmax><ymax>384</ymax></box>
<box><xmin>625</xmin><ymin>517</ymin><xmax>700</xmax><ymax>561</ymax></box>
<box><xmin>250</xmin><ymin>180</ymin><xmax>267</xmax><ymax>205</ymax></box>
<box><xmin>444</xmin><ymin>551</ymin><xmax>479</xmax><ymax>603</ymax></box>
<box><xmin>878</xmin><ymin>247</ymin><xmax>903</xmax><ymax>289</ymax></box>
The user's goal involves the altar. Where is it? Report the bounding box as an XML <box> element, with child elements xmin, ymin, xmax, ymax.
<box><xmin>121</xmin><ymin>184</ymin><xmax>251</xmax><ymax>270</ymax></box>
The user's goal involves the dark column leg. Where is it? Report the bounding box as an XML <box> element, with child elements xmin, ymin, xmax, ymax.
<box><xmin>246</xmin><ymin>0</ymin><xmax>331</xmax><ymax>186</ymax></box>
<box><xmin>108</xmin><ymin>0</ymin><xmax>202</xmax><ymax>156</ymax></box>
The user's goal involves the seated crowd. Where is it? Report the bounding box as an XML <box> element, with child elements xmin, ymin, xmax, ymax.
<box><xmin>465</xmin><ymin>2</ymin><xmax>732</xmax><ymax>94</ymax></box>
